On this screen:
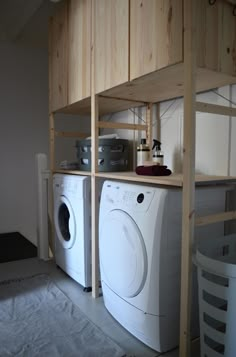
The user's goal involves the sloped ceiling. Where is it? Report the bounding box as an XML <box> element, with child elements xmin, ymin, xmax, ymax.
<box><xmin>0</xmin><ymin>0</ymin><xmax>60</xmax><ymax>48</ymax></box>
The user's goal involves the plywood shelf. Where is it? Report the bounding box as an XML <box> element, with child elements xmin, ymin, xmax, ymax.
<box><xmin>101</xmin><ymin>65</ymin><xmax>236</xmax><ymax>108</ymax></box>
<box><xmin>52</xmin><ymin>169</ymin><xmax>236</xmax><ymax>187</ymax></box>
<box><xmin>54</xmin><ymin>94</ymin><xmax>145</xmax><ymax>116</ymax></box>
<box><xmin>95</xmin><ymin>171</ymin><xmax>236</xmax><ymax>187</ymax></box>
<box><xmin>53</xmin><ymin>169</ymin><xmax>91</xmax><ymax>176</ymax></box>
<box><xmin>52</xmin><ymin>65</ymin><xmax>236</xmax><ymax>116</ymax></box>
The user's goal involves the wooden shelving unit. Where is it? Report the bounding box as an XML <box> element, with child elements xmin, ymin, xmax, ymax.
<box><xmin>49</xmin><ymin>1</ymin><xmax>236</xmax><ymax>356</ymax></box>
<box><xmin>96</xmin><ymin>171</ymin><xmax>236</xmax><ymax>187</ymax></box>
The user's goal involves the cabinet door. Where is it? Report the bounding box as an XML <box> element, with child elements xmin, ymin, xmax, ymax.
<box><xmin>94</xmin><ymin>0</ymin><xmax>129</xmax><ymax>93</ymax></box>
<box><xmin>49</xmin><ymin>2</ymin><xmax>68</xmax><ymax>112</ymax></box>
<box><xmin>68</xmin><ymin>0</ymin><xmax>91</xmax><ymax>105</ymax></box>
<box><xmin>196</xmin><ymin>0</ymin><xmax>236</xmax><ymax>76</ymax></box>
<box><xmin>130</xmin><ymin>0</ymin><xmax>183</xmax><ymax>81</ymax></box>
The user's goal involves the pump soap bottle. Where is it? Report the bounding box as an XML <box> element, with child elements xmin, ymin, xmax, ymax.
<box><xmin>137</xmin><ymin>138</ymin><xmax>150</xmax><ymax>166</ymax></box>
<box><xmin>152</xmin><ymin>139</ymin><xmax>164</xmax><ymax>165</ymax></box>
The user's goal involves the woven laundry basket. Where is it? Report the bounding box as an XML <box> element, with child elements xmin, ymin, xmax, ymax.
<box><xmin>196</xmin><ymin>234</ymin><xmax>236</xmax><ymax>357</ymax></box>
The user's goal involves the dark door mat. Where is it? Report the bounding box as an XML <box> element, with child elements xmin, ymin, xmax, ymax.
<box><xmin>0</xmin><ymin>232</ymin><xmax>37</xmax><ymax>263</ymax></box>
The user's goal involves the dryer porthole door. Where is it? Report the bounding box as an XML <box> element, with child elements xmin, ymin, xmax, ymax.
<box><xmin>100</xmin><ymin>209</ymin><xmax>148</xmax><ymax>298</ymax></box>
<box><xmin>54</xmin><ymin>195</ymin><xmax>76</xmax><ymax>249</ymax></box>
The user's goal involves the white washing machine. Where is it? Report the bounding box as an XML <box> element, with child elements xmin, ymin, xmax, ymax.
<box><xmin>99</xmin><ymin>180</ymin><xmax>226</xmax><ymax>352</ymax></box>
<box><xmin>53</xmin><ymin>174</ymin><xmax>91</xmax><ymax>289</ymax></box>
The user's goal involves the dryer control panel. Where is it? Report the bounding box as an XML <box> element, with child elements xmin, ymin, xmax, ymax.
<box><xmin>102</xmin><ymin>181</ymin><xmax>156</xmax><ymax>212</ymax></box>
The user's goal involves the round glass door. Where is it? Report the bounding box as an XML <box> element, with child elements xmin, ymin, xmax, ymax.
<box><xmin>54</xmin><ymin>195</ymin><xmax>76</xmax><ymax>249</ymax></box>
<box><xmin>99</xmin><ymin>209</ymin><xmax>148</xmax><ymax>298</ymax></box>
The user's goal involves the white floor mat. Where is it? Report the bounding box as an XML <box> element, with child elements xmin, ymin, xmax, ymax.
<box><xmin>0</xmin><ymin>274</ymin><xmax>126</xmax><ymax>357</ymax></box>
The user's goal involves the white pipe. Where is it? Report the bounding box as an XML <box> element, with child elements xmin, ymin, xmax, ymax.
<box><xmin>36</xmin><ymin>153</ymin><xmax>50</xmax><ymax>260</ymax></box>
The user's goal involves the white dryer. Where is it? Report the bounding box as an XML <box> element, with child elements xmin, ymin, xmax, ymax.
<box><xmin>99</xmin><ymin>180</ymin><xmax>226</xmax><ymax>352</ymax></box>
<box><xmin>53</xmin><ymin>174</ymin><xmax>91</xmax><ymax>290</ymax></box>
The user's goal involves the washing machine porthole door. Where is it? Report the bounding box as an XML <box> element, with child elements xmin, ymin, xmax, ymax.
<box><xmin>54</xmin><ymin>195</ymin><xmax>76</xmax><ymax>249</ymax></box>
<box><xmin>100</xmin><ymin>209</ymin><xmax>148</xmax><ymax>298</ymax></box>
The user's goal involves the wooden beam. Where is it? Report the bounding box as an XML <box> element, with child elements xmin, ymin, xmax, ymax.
<box><xmin>91</xmin><ymin>94</ymin><xmax>99</xmax><ymax>299</ymax></box>
<box><xmin>179</xmin><ymin>1</ymin><xmax>196</xmax><ymax>356</ymax></box>
<box><xmin>98</xmin><ymin>121</ymin><xmax>146</xmax><ymax>131</ymax></box>
<box><xmin>196</xmin><ymin>210</ymin><xmax>236</xmax><ymax>226</ymax></box>
<box><xmin>196</xmin><ymin>101</ymin><xmax>236</xmax><ymax>117</ymax></box>
<box><xmin>55</xmin><ymin>131</ymin><xmax>89</xmax><ymax>138</ymax></box>
<box><xmin>49</xmin><ymin>113</ymin><xmax>55</xmax><ymax>172</ymax></box>
<box><xmin>49</xmin><ymin>112</ymin><xmax>55</xmax><ymax>256</ymax></box>
<box><xmin>91</xmin><ymin>0</ymin><xmax>99</xmax><ymax>299</ymax></box>
<box><xmin>53</xmin><ymin>169</ymin><xmax>91</xmax><ymax>176</ymax></box>
<box><xmin>99</xmin><ymin>94</ymin><xmax>147</xmax><ymax>105</ymax></box>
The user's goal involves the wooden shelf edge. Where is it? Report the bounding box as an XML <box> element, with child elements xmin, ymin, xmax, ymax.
<box><xmin>95</xmin><ymin>172</ymin><xmax>183</xmax><ymax>186</ymax></box>
<box><xmin>49</xmin><ymin>65</ymin><xmax>236</xmax><ymax>117</ymax></box>
<box><xmin>53</xmin><ymin>169</ymin><xmax>92</xmax><ymax>176</ymax></box>
<box><xmin>95</xmin><ymin>171</ymin><xmax>236</xmax><ymax>187</ymax></box>
<box><xmin>51</xmin><ymin>170</ymin><xmax>236</xmax><ymax>186</ymax></box>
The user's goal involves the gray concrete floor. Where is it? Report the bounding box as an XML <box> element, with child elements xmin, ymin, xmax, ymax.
<box><xmin>0</xmin><ymin>258</ymin><xmax>200</xmax><ymax>357</ymax></box>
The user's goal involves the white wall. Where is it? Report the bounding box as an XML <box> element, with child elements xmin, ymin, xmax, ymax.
<box><xmin>100</xmin><ymin>86</ymin><xmax>236</xmax><ymax>176</ymax></box>
<box><xmin>160</xmin><ymin>85</ymin><xmax>236</xmax><ymax>176</ymax></box>
<box><xmin>0</xmin><ymin>43</ymin><xmax>90</xmax><ymax>246</ymax></box>
<box><xmin>0</xmin><ymin>43</ymin><xmax>49</xmax><ymax>244</ymax></box>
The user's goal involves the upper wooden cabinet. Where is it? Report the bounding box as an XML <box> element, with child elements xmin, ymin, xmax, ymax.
<box><xmin>68</xmin><ymin>0</ymin><xmax>91</xmax><ymax>105</ymax></box>
<box><xmin>196</xmin><ymin>0</ymin><xmax>236</xmax><ymax>76</ymax></box>
<box><xmin>130</xmin><ymin>0</ymin><xmax>183</xmax><ymax>81</ymax></box>
<box><xmin>94</xmin><ymin>0</ymin><xmax>129</xmax><ymax>94</ymax></box>
<box><xmin>130</xmin><ymin>0</ymin><xmax>236</xmax><ymax>81</ymax></box>
<box><xmin>49</xmin><ymin>0</ymin><xmax>91</xmax><ymax>112</ymax></box>
<box><xmin>49</xmin><ymin>0</ymin><xmax>236</xmax><ymax>112</ymax></box>
<box><xmin>49</xmin><ymin>1</ymin><xmax>68</xmax><ymax>112</ymax></box>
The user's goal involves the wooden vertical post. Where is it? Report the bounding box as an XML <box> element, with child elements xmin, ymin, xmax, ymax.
<box><xmin>91</xmin><ymin>94</ymin><xmax>99</xmax><ymax>298</ymax></box>
<box><xmin>146</xmin><ymin>103</ymin><xmax>153</xmax><ymax>149</ymax></box>
<box><xmin>49</xmin><ymin>113</ymin><xmax>55</xmax><ymax>172</ymax></box>
<box><xmin>179</xmin><ymin>0</ymin><xmax>196</xmax><ymax>356</ymax></box>
<box><xmin>91</xmin><ymin>0</ymin><xmax>99</xmax><ymax>298</ymax></box>
<box><xmin>156</xmin><ymin>103</ymin><xmax>161</xmax><ymax>142</ymax></box>
<box><xmin>49</xmin><ymin>112</ymin><xmax>55</xmax><ymax>255</ymax></box>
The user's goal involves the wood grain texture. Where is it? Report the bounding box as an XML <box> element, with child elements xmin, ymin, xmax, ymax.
<box><xmin>68</xmin><ymin>0</ymin><xmax>91</xmax><ymax>104</ymax></box>
<box><xmin>196</xmin><ymin>101</ymin><xmax>236</xmax><ymax>117</ymax></box>
<box><xmin>95</xmin><ymin>171</ymin><xmax>236</xmax><ymax>187</ymax></box>
<box><xmin>54</xmin><ymin>66</ymin><xmax>236</xmax><ymax>116</ymax></box>
<box><xmin>49</xmin><ymin>2</ymin><xmax>68</xmax><ymax>112</ymax></box>
<box><xmin>180</xmin><ymin>0</ymin><xmax>197</xmax><ymax>355</ymax></box>
<box><xmin>91</xmin><ymin>95</ymin><xmax>99</xmax><ymax>298</ymax></box>
<box><xmin>49</xmin><ymin>113</ymin><xmax>55</xmax><ymax>171</ymax></box>
<box><xmin>98</xmin><ymin>121</ymin><xmax>146</xmax><ymax>131</ymax></box>
<box><xmin>196</xmin><ymin>210</ymin><xmax>236</xmax><ymax>226</ymax></box>
<box><xmin>102</xmin><ymin>65</ymin><xmax>236</xmax><ymax>104</ymax></box>
<box><xmin>53</xmin><ymin>169</ymin><xmax>91</xmax><ymax>176</ymax></box>
<box><xmin>130</xmin><ymin>0</ymin><xmax>183</xmax><ymax>80</ymax></box>
<box><xmin>94</xmin><ymin>0</ymin><xmax>129</xmax><ymax>93</ymax></box>
<box><xmin>196</xmin><ymin>0</ymin><xmax>236</xmax><ymax>76</ymax></box>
